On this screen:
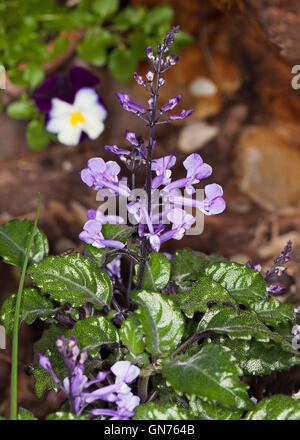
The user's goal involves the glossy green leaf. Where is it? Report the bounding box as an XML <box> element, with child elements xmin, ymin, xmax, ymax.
<box><xmin>66</xmin><ymin>316</ymin><xmax>118</xmax><ymax>356</ymax></box>
<box><xmin>18</xmin><ymin>408</ymin><xmax>36</xmax><ymax>420</ymax></box>
<box><xmin>29</xmin><ymin>253</ymin><xmax>112</xmax><ymax>309</ymax></box>
<box><xmin>0</xmin><ymin>219</ymin><xmax>49</xmax><ymax>267</ymax></box>
<box><xmin>189</xmin><ymin>395</ymin><xmax>242</xmax><ymax>420</ymax></box>
<box><xmin>33</xmin><ymin>325</ymin><xmax>66</xmax><ymax>397</ymax></box>
<box><xmin>102</xmin><ymin>224</ymin><xmax>136</xmax><ymax>243</ymax></box>
<box><xmin>0</xmin><ymin>288</ymin><xmax>59</xmax><ymax>339</ymax></box>
<box><xmin>108</xmin><ymin>47</ymin><xmax>138</xmax><ymax>83</ymax></box>
<box><xmin>245</xmin><ymin>395</ymin><xmax>300</xmax><ymax>420</ymax></box>
<box><xmin>174</xmin><ymin>276</ymin><xmax>236</xmax><ymax>318</ymax></box>
<box><xmin>222</xmin><ymin>338</ymin><xmax>300</xmax><ymax>375</ymax></box>
<box><xmin>120</xmin><ymin>313</ymin><xmax>145</xmax><ymax>355</ymax></box>
<box><xmin>163</xmin><ymin>344</ymin><xmax>252</xmax><ymax>410</ymax></box>
<box><xmin>135</xmin><ymin>252</ymin><xmax>171</xmax><ymax>291</ymax></box>
<box><xmin>204</xmin><ymin>262</ymin><xmax>266</xmax><ymax>306</ymax></box>
<box><xmin>131</xmin><ymin>290</ymin><xmax>184</xmax><ymax>356</ymax></box>
<box><xmin>47</xmin><ymin>412</ymin><xmax>88</xmax><ymax>420</ymax></box>
<box><xmin>198</xmin><ymin>306</ymin><xmax>295</xmax><ymax>353</ymax></box>
<box><xmin>249</xmin><ymin>298</ymin><xmax>294</xmax><ymax>326</ymax></box>
<box><xmin>134</xmin><ymin>402</ymin><xmax>190</xmax><ymax>420</ymax></box>
<box><xmin>26</xmin><ymin>119</ymin><xmax>51</xmax><ymax>151</ymax></box>
<box><xmin>171</xmin><ymin>249</ymin><xmax>224</xmax><ymax>289</ymax></box>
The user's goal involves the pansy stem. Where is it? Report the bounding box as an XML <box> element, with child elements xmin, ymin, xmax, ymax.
<box><xmin>10</xmin><ymin>195</ymin><xmax>40</xmax><ymax>420</ymax></box>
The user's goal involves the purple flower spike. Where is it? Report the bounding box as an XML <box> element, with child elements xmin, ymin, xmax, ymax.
<box><xmin>126</xmin><ymin>131</ymin><xmax>139</xmax><ymax>146</ymax></box>
<box><xmin>79</xmin><ymin>220</ymin><xmax>125</xmax><ymax>249</ymax></box>
<box><xmin>169</xmin><ymin>109</ymin><xmax>194</xmax><ymax>120</ymax></box>
<box><xmin>116</xmin><ymin>93</ymin><xmax>146</xmax><ymax>115</ymax></box>
<box><xmin>105</xmin><ymin>145</ymin><xmax>130</xmax><ymax>156</ymax></box>
<box><xmin>161</xmin><ymin>95</ymin><xmax>181</xmax><ymax>112</ymax></box>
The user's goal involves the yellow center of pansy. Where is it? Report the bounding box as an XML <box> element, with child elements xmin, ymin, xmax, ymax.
<box><xmin>71</xmin><ymin>111</ymin><xmax>85</xmax><ymax>126</ymax></box>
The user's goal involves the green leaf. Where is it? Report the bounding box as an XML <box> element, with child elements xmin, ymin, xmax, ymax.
<box><xmin>6</xmin><ymin>99</ymin><xmax>36</xmax><ymax>119</ymax></box>
<box><xmin>22</xmin><ymin>62</ymin><xmax>45</xmax><ymax>88</ymax></box>
<box><xmin>52</xmin><ymin>37</ymin><xmax>69</xmax><ymax>57</ymax></box>
<box><xmin>189</xmin><ymin>395</ymin><xmax>242</xmax><ymax>420</ymax></box>
<box><xmin>0</xmin><ymin>288</ymin><xmax>59</xmax><ymax>339</ymax></box>
<box><xmin>66</xmin><ymin>316</ymin><xmax>118</xmax><ymax>356</ymax></box>
<box><xmin>135</xmin><ymin>252</ymin><xmax>171</xmax><ymax>291</ymax></box>
<box><xmin>197</xmin><ymin>306</ymin><xmax>296</xmax><ymax>353</ymax></box>
<box><xmin>77</xmin><ymin>34</ymin><xmax>109</xmax><ymax>67</ymax></box>
<box><xmin>162</xmin><ymin>344</ymin><xmax>253</xmax><ymax>411</ymax></box>
<box><xmin>108</xmin><ymin>47</ymin><xmax>138</xmax><ymax>83</ymax></box>
<box><xmin>171</xmin><ymin>249</ymin><xmax>224</xmax><ymax>289</ymax></box>
<box><xmin>120</xmin><ymin>313</ymin><xmax>145</xmax><ymax>355</ymax></box>
<box><xmin>26</xmin><ymin>119</ymin><xmax>51</xmax><ymax>151</ymax></box>
<box><xmin>204</xmin><ymin>262</ymin><xmax>266</xmax><ymax>306</ymax></box>
<box><xmin>134</xmin><ymin>402</ymin><xmax>190</xmax><ymax>420</ymax></box>
<box><xmin>114</xmin><ymin>7</ymin><xmax>141</xmax><ymax>31</ymax></box>
<box><xmin>91</xmin><ymin>0</ymin><xmax>119</xmax><ymax>18</ymax></box>
<box><xmin>249</xmin><ymin>298</ymin><xmax>294</xmax><ymax>326</ymax></box>
<box><xmin>245</xmin><ymin>395</ymin><xmax>300</xmax><ymax>420</ymax></box>
<box><xmin>29</xmin><ymin>253</ymin><xmax>112</xmax><ymax>310</ymax></box>
<box><xmin>47</xmin><ymin>412</ymin><xmax>88</xmax><ymax>420</ymax></box>
<box><xmin>18</xmin><ymin>408</ymin><xmax>36</xmax><ymax>420</ymax></box>
<box><xmin>144</xmin><ymin>5</ymin><xmax>174</xmax><ymax>33</ymax></box>
<box><xmin>131</xmin><ymin>290</ymin><xmax>184</xmax><ymax>356</ymax></box>
<box><xmin>174</xmin><ymin>276</ymin><xmax>236</xmax><ymax>318</ymax></box>
<box><xmin>33</xmin><ymin>325</ymin><xmax>66</xmax><ymax>398</ymax></box>
<box><xmin>102</xmin><ymin>224</ymin><xmax>136</xmax><ymax>243</ymax></box>
<box><xmin>0</xmin><ymin>219</ymin><xmax>49</xmax><ymax>267</ymax></box>
<box><xmin>221</xmin><ymin>338</ymin><xmax>300</xmax><ymax>376</ymax></box>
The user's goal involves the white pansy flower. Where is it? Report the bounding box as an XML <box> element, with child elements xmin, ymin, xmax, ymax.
<box><xmin>46</xmin><ymin>87</ymin><xmax>107</xmax><ymax>146</ymax></box>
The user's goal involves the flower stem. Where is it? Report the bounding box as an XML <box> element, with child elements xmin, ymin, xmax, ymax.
<box><xmin>136</xmin><ymin>47</ymin><xmax>164</xmax><ymax>289</ymax></box>
<box><xmin>138</xmin><ymin>375</ymin><xmax>150</xmax><ymax>403</ymax></box>
<box><xmin>10</xmin><ymin>195</ymin><xmax>40</xmax><ymax>420</ymax></box>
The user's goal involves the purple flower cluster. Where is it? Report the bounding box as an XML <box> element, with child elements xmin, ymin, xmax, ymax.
<box><xmin>39</xmin><ymin>336</ymin><xmax>140</xmax><ymax>419</ymax></box>
<box><xmin>78</xmin><ymin>27</ymin><xmax>226</xmax><ymax>278</ymax></box>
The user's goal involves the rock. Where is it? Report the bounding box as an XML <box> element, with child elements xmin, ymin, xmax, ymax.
<box><xmin>178</xmin><ymin>121</ymin><xmax>219</xmax><ymax>153</ymax></box>
<box><xmin>235</xmin><ymin>124</ymin><xmax>300</xmax><ymax>210</ymax></box>
<box><xmin>188</xmin><ymin>76</ymin><xmax>218</xmax><ymax>97</ymax></box>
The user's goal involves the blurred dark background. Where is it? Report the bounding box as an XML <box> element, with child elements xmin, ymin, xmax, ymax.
<box><xmin>1</xmin><ymin>0</ymin><xmax>300</xmax><ymax>417</ymax></box>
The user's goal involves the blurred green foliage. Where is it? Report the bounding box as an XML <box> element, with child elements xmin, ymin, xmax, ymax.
<box><xmin>0</xmin><ymin>0</ymin><xmax>192</xmax><ymax>150</ymax></box>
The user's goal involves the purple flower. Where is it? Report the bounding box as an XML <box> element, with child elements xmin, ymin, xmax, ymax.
<box><xmin>133</xmin><ymin>72</ymin><xmax>143</xmax><ymax>85</ymax></box>
<box><xmin>86</xmin><ymin>208</ymin><xmax>124</xmax><ymax>225</ymax></box>
<box><xmin>161</xmin><ymin>95</ymin><xmax>181</xmax><ymax>112</ymax></box>
<box><xmin>169</xmin><ymin>109</ymin><xmax>194</xmax><ymax>120</ymax></box>
<box><xmin>146</xmin><ymin>71</ymin><xmax>154</xmax><ymax>82</ymax></box>
<box><xmin>79</xmin><ymin>219</ymin><xmax>125</xmax><ymax>249</ymax></box>
<box><xmin>152</xmin><ymin>155</ymin><xmax>176</xmax><ymax>189</ymax></box>
<box><xmin>267</xmin><ymin>284</ymin><xmax>287</xmax><ymax>294</ymax></box>
<box><xmin>126</xmin><ymin>131</ymin><xmax>139</xmax><ymax>146</ymax></box>
<box><xmin>81</xmin><ymin>157</ymin><xmax>130</xmax><ymax>197</ymax></box>
<box><xmin>116</xmin><ymin>93</ymin><xmax>146</xmax><ymax>115</ymax></box>
<box><xmin>39</xmin><ymin>338</ymin><xmax>140</xmax><ymax>419</ymax></box>
<box><xmin>104</xmin><ymin>145</ymin><xmax>130</xmax><ymax>156</ymax></box>
<box><xmin>105</xmin><ymin>255</ymin><xmax>122</xmax><ymax>279</ymax></box>
<box><xmin>164</xmin><ymin>153</ymin><xmax>212</xmax><ymax>195</ymax></box>
<box><xmin>33</xmin><ymin>66</ymin><xmax>100</xmax><ymax>113</ymax></box>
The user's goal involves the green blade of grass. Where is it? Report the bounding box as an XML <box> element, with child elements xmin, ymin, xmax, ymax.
<box><xmin>10</xmin><ymin>195</ymin><xmax>40</xmax><ymax>420</ymax></box>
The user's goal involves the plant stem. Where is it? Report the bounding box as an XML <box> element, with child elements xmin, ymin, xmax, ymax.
<box><xmin>136</xmin><ymin>47</ymin><xmax>164</xmax><ymax>289</ymax></box>
<box><xmin>138</xmin><ymin>375</ymin><xmax>150</xmax><ymax>403</ymax></box>
<box><xmin>169</xmin><ymin>330</ymin><xmax>216</xmax><ymax>358</ymax></box>
<box><xmin>10</xmin><ymin>195</ymin><xmax>40</xmax><ymax>420</ymax></box>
